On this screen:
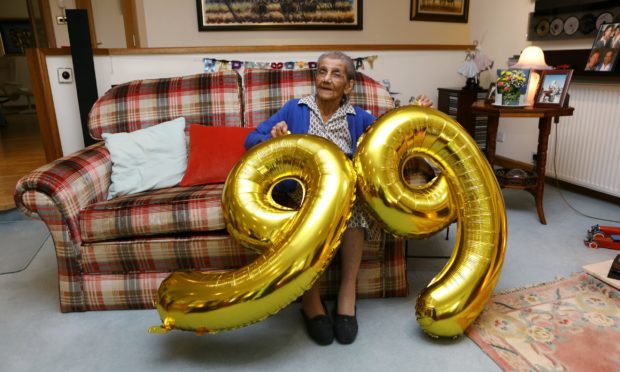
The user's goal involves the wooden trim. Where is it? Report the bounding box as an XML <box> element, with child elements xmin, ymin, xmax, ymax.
<box><xmin>38</xmin><ymin>0</ymin><xmax>56</xmax><ymax>48</ymax></box>
<box><xmin>37</xmin><ymin>43</ymin><xmax>474</xmax><ymax>56</ymax></box>
<box><xmin>495</xmin><ymin>155</ymin><xmax>620</xmax><ymax>205</ymax></box>
<box><xmin>75</xmin><ymin>0</ymin><xmax>99</xmax><ymax>48</ymax></box>
<box><xmin>26</xmin><ymin>49</ymin><xmax>63</xmax><ymax>162</ymax></box>
<box><xmin>121</xmin><ymin>0</ymin><xmax>140</xmax><ymax>48</ymax></box>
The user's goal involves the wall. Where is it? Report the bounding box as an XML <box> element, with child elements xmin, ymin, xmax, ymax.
<box><xmin>91</xmin><ymin>0</ymin><xmax>125</xmax><ymax>48</ymax></box>
<box><xmin>0</xmin><ymin>0</ymin><xmax>28</xmax><ymax>17</ymax></box>
<box><xmin>137</xmin><ymin>0</ymin><xmax>470</xmax><ymax>47</ymax></box>
<box><xmin>49</xmin><ymin>0</ymin><xmax>75</xmax><ymax>47</ymax></box>
<box><xmin>46</xmin><ymin>49</ymin><xmax>467</xmax><ymax>155</ymax></box>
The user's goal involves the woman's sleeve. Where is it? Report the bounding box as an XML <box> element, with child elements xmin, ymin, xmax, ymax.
<box><xmin>244</xmin><ymin>100</ymin><xmax>295</xmax><ymax>149</ymax></box>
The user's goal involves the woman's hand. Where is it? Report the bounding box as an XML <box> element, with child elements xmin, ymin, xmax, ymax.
<box><xmin>413</xmin><ymin>94</ymin><xmax>433</xmax><ymax>108</ymax></box>
<box><xmin>270</xmin><ymin>121</ymin><xmax>290</xmax><ymax>138</ymax></box>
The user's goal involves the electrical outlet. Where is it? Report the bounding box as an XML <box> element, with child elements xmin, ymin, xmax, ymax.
<box><xmin>496</xmin><ymin>131</ymin><xmax>505</xmax><ymax>143</ymax></box>
<box><xmin>56</xmin><ymin>16</ymin><xmax>67</xmax><ymax>25</ymax></box>
<box><xmin>57</xmin><ymin>68</ymin><xmax>73</xmax><ymax>84</ymax></box>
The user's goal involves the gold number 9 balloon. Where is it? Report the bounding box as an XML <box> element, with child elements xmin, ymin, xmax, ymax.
<box><xmin>150</xmin><ymin>106</ymin><xmax>506</xmax><ymax>339</ymax></box>
<box><xmin>149</xmin><ymin>135</ymin><xmax>357</xmax><ymax>334</ymax></box>
<box><xmin>354</xmin><ymin>106</ymin><xmax>506</xmax><ymax>338</ymax></box>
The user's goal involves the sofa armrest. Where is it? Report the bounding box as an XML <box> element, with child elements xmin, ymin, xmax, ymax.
<box><xmin>14</xmin><ymin>142</ymin><xmax>112</xmax><ymax>245</ymax></box>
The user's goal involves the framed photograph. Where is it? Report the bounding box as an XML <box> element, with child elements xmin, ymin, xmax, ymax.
<box><xmin>0</xmin><ymin>19</ymin><xmax>34</xmax><ymax>55</ymax></box>
<box><xmin>534</xmin><ymin>70</ymin><xmax>573</xmax><ymax>108</ymax></box>
<box><xmin>485</xmin><ymin>82</ymin><xmax>496</xmax><ymax>102</ymax></box>
<box><xmin>585</xmin><ymin>22</ymin><xmax>620</xmax><ymax>72</ymax></box>
<box><xmin>196</xmin><ymin>0</ymin><xmax>363</xmax><ymax>31</ymax></box>
<box><xmin>494</xmin><ymin>68</ymin><xmax>531</xmax><ymax>107</ymax></box>
<box><xmin>410</xmin><ymin>0</ymin><xmax>469</xmax><ymax>23</ymax></box>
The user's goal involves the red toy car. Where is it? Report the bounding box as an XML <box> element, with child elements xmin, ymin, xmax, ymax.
<box><xmin>584</xmin><ymin>225</ymin><xmax>620</xmax><ymax>250</ymax></box>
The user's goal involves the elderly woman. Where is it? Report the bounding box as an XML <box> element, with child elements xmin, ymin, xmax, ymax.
<box><xmin>245</xmin><ymin>51</ymin><xmax>432</xmax><ymax>346</ymax></box>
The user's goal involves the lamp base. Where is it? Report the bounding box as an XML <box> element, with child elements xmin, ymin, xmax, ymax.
<box><xmin>462</xmin><ymin>77</ymin><xmax>483</xmax><ymax>91</ymax></box>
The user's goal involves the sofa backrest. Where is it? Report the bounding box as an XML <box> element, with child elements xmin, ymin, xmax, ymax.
<box><xmin>243</xmin><ymin>68</ymin><xmax>394</xmax><ymax>128</ymax></box>
<box><xmin>88</xmin><ymin>71</ymin><xmax>243</xmax><ymax>140</ymax></box>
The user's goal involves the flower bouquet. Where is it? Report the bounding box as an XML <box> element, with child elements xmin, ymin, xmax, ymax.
<box><xmin>495</xmin><ymin>69</ymin><xmax>531</xmax><ymax>106</ymax></box>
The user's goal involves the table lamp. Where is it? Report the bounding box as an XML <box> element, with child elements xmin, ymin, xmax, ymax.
<box><xmin>513</xmin><ymin>46</ymin><xmax>552</xmax><ymax>106</ymax></box>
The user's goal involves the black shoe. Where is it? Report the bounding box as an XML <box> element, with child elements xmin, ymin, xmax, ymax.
<box><xmin>333</xmin><ymin>306</ymin><xmax>358</xmax><ymax>344</ymax></box>
<box><xmin>300</xmin><ymin>301</ymin><xmax>333</xmax><ymax>346</ymax></box>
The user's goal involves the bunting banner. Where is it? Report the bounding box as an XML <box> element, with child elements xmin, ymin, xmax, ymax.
<box><xmin>203</xmin><ymin>55</ymin><xmax>379</xmax><ymax>73</ymax></box>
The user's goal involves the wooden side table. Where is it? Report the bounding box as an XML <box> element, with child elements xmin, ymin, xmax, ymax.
<box><xmin>471</xmin><ymin>101</ymin><xmax>574</xmax><ymax>224</ymax></box>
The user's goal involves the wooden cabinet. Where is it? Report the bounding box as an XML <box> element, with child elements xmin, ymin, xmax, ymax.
<box><xmin>437</xmin><ymin>88</ymin><xmax>488</xmax><ymax>151</ymax></box>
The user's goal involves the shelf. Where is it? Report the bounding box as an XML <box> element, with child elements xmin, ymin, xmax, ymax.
<box><xmin>543</xmin><ymin>49</ymin><xmax>620</xmax><ymax>82</ymax></box>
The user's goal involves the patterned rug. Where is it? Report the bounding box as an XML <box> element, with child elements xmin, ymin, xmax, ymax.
<box><xmin>466</xmin><ymin>273</ymin><xmax>620</xmax><ymax>371</ymax></box>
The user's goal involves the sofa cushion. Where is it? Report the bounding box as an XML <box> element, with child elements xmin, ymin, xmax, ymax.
<box><xmin>88</xmin><ymin>71</ymin><xmax>243</xmax><ymax>140</ymax></box>
<box><xmin>179</xmin><ymin>125</ymin><xmax>254</xmax><ymax>186</ymax></box>
<box><xmin>79</xmin><ymin>184</ymin><xmax>227</xmax><ymax>243</ymax></box>
<box><xmin>243</xmin><ymin>68</ymin><xmax>394</xmax><ymax>128</ymax></box>
<box><xmin>103</xmin><ymin>117</ymin><xmax>188</xmax><ymax>199</ymax></box>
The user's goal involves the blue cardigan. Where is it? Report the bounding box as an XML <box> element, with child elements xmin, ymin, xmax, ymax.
<box><xmin>244</xmin><ymin>98</ymin><xmax>376</xmax><ymax>156</ymax></box>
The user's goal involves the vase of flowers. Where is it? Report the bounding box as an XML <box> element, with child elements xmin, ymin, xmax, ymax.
<box><xmin>495</xmin><ymin>69</ymin><xmax>530</xmax><ymax>106</ymax></box>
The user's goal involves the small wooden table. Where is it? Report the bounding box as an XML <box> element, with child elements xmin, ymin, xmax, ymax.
<box><xmin>471</xmin><ymin>101</ymin><xmax>574</xmax><ymax>224</ymax></box>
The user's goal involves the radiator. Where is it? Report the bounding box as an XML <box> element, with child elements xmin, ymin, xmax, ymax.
<box><xmin>549</xmin><ymin>83</ymin><xmax>620</xmax><ymax>198</ymax></box>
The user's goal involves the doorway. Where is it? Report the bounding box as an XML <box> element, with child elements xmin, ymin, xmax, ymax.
<box><xmin>0</xmin><ymin>0</ymin><xmax>50</xmax><ymax>210</ymax></box>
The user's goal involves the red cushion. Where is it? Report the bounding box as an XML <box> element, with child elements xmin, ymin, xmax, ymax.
<box><xmin>180</xmin><ymin>125</ymin><xmax>253</xmax><ymax>186</ymax></box>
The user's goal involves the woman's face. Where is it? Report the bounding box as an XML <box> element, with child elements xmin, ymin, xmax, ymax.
<box><xmin>315</xmin><ymin>57</ymin><xmax>354</xmax><ymax>105</ymax></box>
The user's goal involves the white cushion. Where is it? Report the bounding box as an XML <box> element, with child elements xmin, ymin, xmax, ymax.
<box><xmin>103</xmin><ymin>117</ymin><xmax>188</xmax><ymax>199</ymax></box>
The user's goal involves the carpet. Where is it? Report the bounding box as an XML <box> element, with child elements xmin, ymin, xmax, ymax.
<box><xmin>466</xmin><ymin>273</ymin><xmax>620</xmax><ymax>371</ymax></box>
<box><xmin>0</xmin><ymin>209</ymin><xmax>49</xmax><ymax>274</ymax></box>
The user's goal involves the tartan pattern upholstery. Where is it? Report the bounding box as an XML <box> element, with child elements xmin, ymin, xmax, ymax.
<box><xmin>88</xmin><ymin>71</ymin><xmax>243</xmax><ymax>140</ymax></box>
<box><xmin>79</xmin><ymin>184</ymin><xmax>227</xmax><ymax>243</ymax></box>
<box><xmin>15</xmin><ymin>142</ymin><xmax>112</xmax><ymax>245</ymax></box>
<box><xmin>243</xmin><ymin>68</ymin><xmax>394</xmax><ymax>128</ymax></box>
<box><xmin>76</xmin><ymin>236</ymin><xmax>407</xmax><ymax>311</ymax></box>
<box><xmin>14</xmin><ymin>69</ymin><xmax>407</xmax><ymax>312</ymax></box>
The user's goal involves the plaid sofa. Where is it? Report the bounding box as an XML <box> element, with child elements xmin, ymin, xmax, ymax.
<box><xmin>14</xmin><ymin>68</ymin><xmax>407</xmax><ymax>312</ymax></box>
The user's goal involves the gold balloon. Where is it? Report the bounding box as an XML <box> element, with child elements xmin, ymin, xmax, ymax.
<box><xmin>149</xmin><ymin>135</ymin><xmax>356</xmax><ymax>334</ymax></box>
<box><xmin>354</xmin><ymin>106</ymin><xmax>507</xmax><ymax>338</ymax></box>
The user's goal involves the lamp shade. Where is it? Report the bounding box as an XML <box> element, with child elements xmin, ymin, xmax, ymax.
<box><xmin>513</xmin><ymin>46</ymin><xmax>552</xmax><ymax>70</ymax></box>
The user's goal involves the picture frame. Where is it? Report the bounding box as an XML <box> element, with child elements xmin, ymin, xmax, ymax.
<box><xmin>494</xmin><ymin>68</ymin><xmax>531</xmax><ymax>107</ymax></box>
<box><xmin>410</xmin><ymin>0</ymin><xmax>469</xmax><ymax>23</ymax></box>
<box><xmin>584</xmin><ymin>22</ymin><xmax>620</xmax><ymax>72</ymax></box>
<box><xmin>533</xmin><ymin>69</ymin><xmax>573</xmax><ymax>108</ymax></box>
<box><xmin>196</xmin><ymin>0</ymin><xmax>363</xmax><ymax>31</ymax></box>
<box><xmin>0</xmin><ymin>19</ymin><xmax>34</xmax><ymax>55</ymax></box>
<box><xmin>485</xmin><ymin>82</ymin><xmax>496</xmax><ymax>102</ymax></box>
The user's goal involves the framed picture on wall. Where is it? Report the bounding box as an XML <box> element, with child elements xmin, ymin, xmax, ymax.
<box><xmin>584</xmin><ymin>22</ymin><xmax>620</xmax><ymax>72</ymax></box>
<box><xmin>196</xmin><ymin>0</ymin><xmax>363</xmax><ymax>31</ymax></box>
<box><xmin>533</xmin><ymin>69</ymin><xmax>573</xmax><ymax>108</ymax></box>
<box><xmin>0</xmin><ymin>19</ymin><xmax>35</xmax><ymax>55</ymax></box>
<box><xmin>410</xmin><ymin>0</ymin><xmax>469</xmax><ymax>23</ymax></box>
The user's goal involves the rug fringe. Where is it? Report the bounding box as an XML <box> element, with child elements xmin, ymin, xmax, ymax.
<box><xmin>493</xmin><ymin>272</ymin><xmax>584</xmax><ymax>296</ymax></box>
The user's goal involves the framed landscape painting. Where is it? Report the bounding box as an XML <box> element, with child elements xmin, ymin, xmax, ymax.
<box><xmin>410</xmin><ymin>0</ymin><xmax>469</xmax><ymax>23</ymax></box>
<box><xmin>197</xmin><ymin>0</ymin><xmax>363</xmax><ymax>31</ymax></box>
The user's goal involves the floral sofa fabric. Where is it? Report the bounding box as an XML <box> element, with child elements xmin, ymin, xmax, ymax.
<box><xmin>15</xmin><ymin>68</ymin><xmax>407</xmax><ymax>313</ymax></box>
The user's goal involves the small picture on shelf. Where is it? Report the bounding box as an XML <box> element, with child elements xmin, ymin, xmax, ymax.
<box><xmin>494</xmin><ymin>68</ymin><xmax>531</xmax><ymax>107</ymax></box>
<box><xmin>534</xmin><ymin>69</ymin><xmax>573</xmax><ymax>108</ymax></box>
<box><xmin>485</xmin><ymin>82</ymin><xmax>496</xmax><ymax>102</ymax></box>
<box><xmin>584</xmin><ymin>22</ymin><xmax>620</xmax><ymax>72</ymax></box>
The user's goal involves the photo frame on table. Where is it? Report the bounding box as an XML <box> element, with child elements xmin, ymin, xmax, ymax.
<box><xmin>485</xmin><ymin>82</ymin><xmax>496</xmax><ymax>102</ymax></box>
<box><xmin>533</xmin><ymin>69</ymin><xmax>573</xmax><ymax>108</ymax></box>
<box><xmin>196</xmin><ymin>0</ymin><xmax>363</xmax><ymax>31</ymax></box>
<box><xmin>410</xmin><ymin>0</ymin><xmax>469</xmax><ymax>23</ymax></box>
